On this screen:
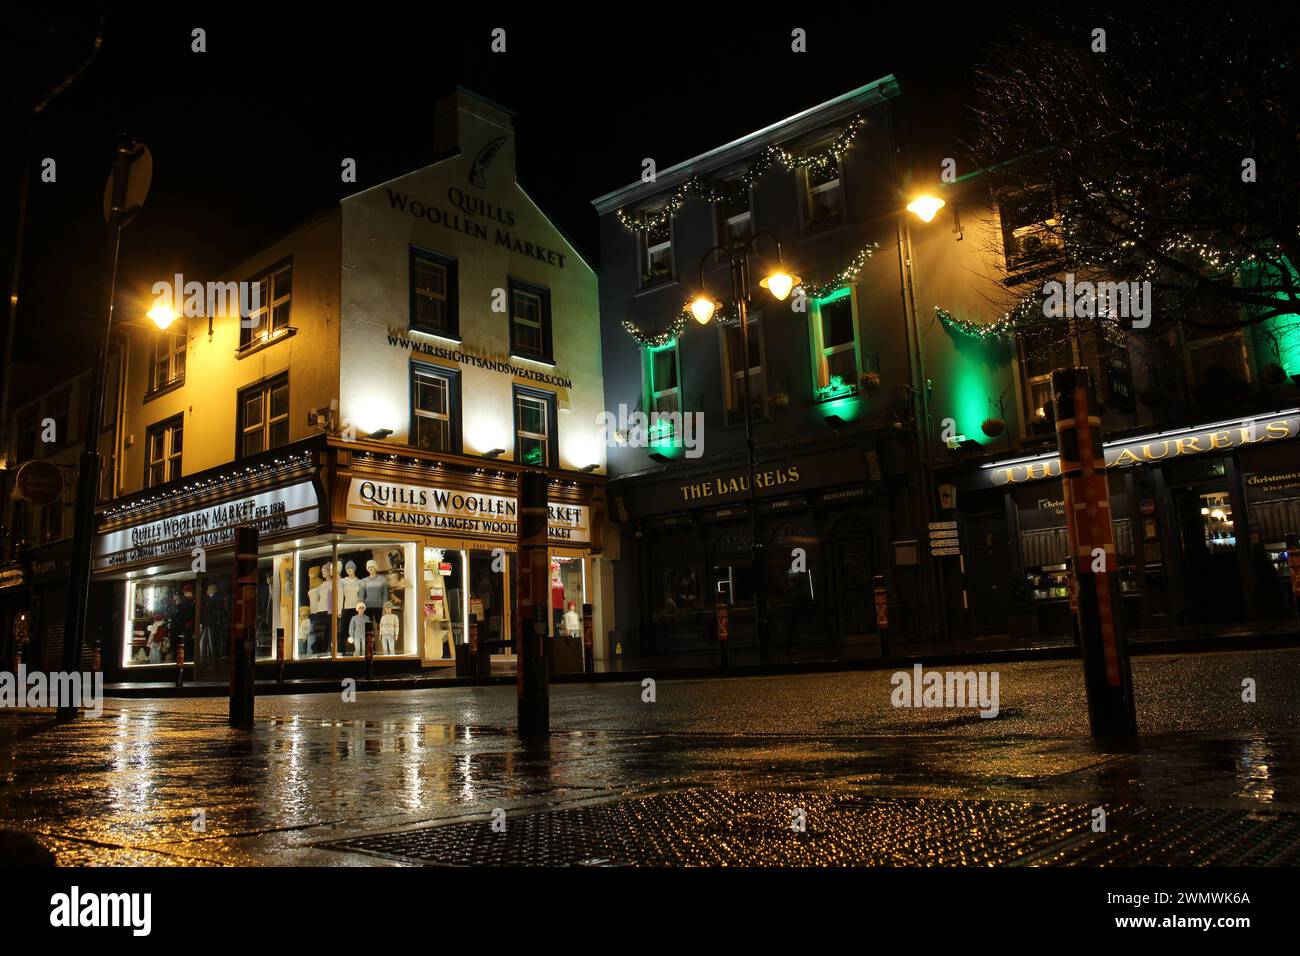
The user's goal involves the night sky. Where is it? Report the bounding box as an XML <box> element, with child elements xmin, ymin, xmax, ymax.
<box><xmin>1</xmin><ymin>6</ymin><xmax>1002</xmax><ymax>384</ymax></box>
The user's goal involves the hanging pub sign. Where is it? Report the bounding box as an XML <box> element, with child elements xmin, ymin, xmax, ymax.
<box><xmin>94</xmin><ymin>480</ymin><xmax>321</xmax><ymax>570</ymax></box>
<box><xmin>346</xmin><ymin>478</ymin><xmax>590</xmax><ymax>544</ymax></box>
<box><xmin>15</xmin><ymin>459</ymin><xmax>64</xmax><ymax>507</ymax></box>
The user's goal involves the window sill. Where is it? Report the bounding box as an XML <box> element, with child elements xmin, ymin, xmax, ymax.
<box><xmin>635</xmin><ymin>276</ymin><xmax>679</xmax><ymax>297</ymax></box>
<box><xmin>510</xmin><ymin>353</ymin><xmax>556</xmax><ymax>368</ymax></box>
<box><xmin>236</xmin><ymin>327</ymin><xmax>297</xmax><ymax>359</ymax></box>
<box><xmin>143</xmin><ymin>379</ymin><xmax>185</xmax><ymax>403</ymax></box>
<box><xmin>410</xmin><ymin>327</ymin><xmax>461</xmax><ymax>344</ymax></box>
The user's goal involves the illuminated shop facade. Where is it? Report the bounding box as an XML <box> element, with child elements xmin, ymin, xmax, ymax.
<box><xmin>92</xmin><ymin>436</ymin><xmax>602</xmax><ymax>682</ymax></box>
<box><xmin>941</xmin><ymin>408</ymin><xmax>1300</xmax><ymax>640</ymax></box>
<box><xmin>93</xmin><ymin>89</ymin><xmax>609</xmax><ymax>682</ymax></box>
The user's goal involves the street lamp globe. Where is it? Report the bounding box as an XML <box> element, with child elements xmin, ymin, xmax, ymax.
<box><xmin>689</xmin><ymin>294</ymin><xmax>720</xmax><ymax>324</ymax></box>
<box><xmin>906</xmin><ymin>194</ymin><xmax>946</xmax><ymax>223</ymax></box>
<box><xmin>147</xmin><ymin>304</ymin><xmax>178</xmax><ymax>329</ymax></box>
<box><xmin>759</xmin><ymin>269</ymin><xmax>800</xmax><ymax>302</ymax></box>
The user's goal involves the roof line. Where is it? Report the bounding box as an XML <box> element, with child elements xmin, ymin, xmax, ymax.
<box><xmin>592</xmin><ymin>75</ymin><xmax>901</xmax><ymax>214</ymax></box>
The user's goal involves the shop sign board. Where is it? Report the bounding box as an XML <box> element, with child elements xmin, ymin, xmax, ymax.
<box><xmin>983</xmin><ymin>410</ymin><xmax>1300</xmax><ymax>487</ymax></box>
<box><xmin>94</xmin><ymin>480</ymin><xmax>320</xmax><ymax>570</ymax></box>
<box><xmin>346</xmin><ymin>478</ymin><xmax>590</xmax><ymax>544</ymax></box>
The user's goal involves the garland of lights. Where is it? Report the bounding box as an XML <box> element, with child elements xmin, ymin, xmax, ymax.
<box><xmin>805</xmin><ymin>244</ymin><xmax>879</xmax><ymax>300</ymax></box>
<box><xmin>616</xmin><ymin>116</ymin><xmax>868</xmax><ymax>233</ymax></box>
<box><xmin>622</xmin><ymin>244</ymin><xmax>878</xmax><ymax>347</ymax></box>
<box><xmin>934</xmin><ymin>303</ymin><xmax>1036</xmax><ymax>341</ymax></box>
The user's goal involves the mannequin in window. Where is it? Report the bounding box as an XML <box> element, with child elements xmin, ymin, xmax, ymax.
<box><xmin>550</xmin><ymin>563</ymin><xmax>565</xmax><ymax>633</ymax></box>
<box><xmin>348</xmin><ymin>602</ymin><xmax>370</xmax><ymax>656</ymax></box>
<box><xmin>309</xmin><ymin>564</ymin><xmax>330</xmax><ymax>653</ymax></box>
<box><xmin>563</xmin><ymin>600</ymin><xmax>581</xmax><ymax>638</ymax></box>
<box><xmin>379</xmin><ymin>602</ymin><xmax>400</xmax><ymax>656</ymax></box>
<box><xmin>339</xmin><ymin>560</ymin><xmax>362</xmax><ymax>654</ymax></box>
<box><xmin>358</xmin><ymin>559</ymin><xmax>388</xmax><ymax>620</ymax></box>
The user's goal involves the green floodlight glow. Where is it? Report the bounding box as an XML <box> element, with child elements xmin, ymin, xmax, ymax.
<box><xmin>815</xmin><ymin>286</ymin><xmax>852</xmax><ymax>306</ymax></box>
<box><xmin>818</xmin><ymin>394</ymin><xmax>862</xmax><ymax>422</ymax></box>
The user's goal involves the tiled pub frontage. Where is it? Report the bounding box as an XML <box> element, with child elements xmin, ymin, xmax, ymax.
<box><xmin>943</xmin><ymin>407</ymin><xmax>1300</xmax><ymax>643</ymax></box>
<box><xmin>91</xmin><ymin>436</ymin><xmax>606</xmax><ymax>684</ymax></box>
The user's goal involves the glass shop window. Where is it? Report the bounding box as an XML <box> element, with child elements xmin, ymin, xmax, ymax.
<box><xmin>297</xmin><ymin>545</ymin><xmax>336</xmax><ymax>659</ymax></box>
<box><xmin>123</xmin><ymin>574</ymin><xmax>198</xmax><ymax>667</ymax></box>
<box><xmin>422</xmin><ymin>546</ymin><xmax>465</xmax><ymax>659</ymax></box>
<box><xmin>256</xmin><ymin>552</ymin><xmax>296</xmax><ymax>661</ymax></box>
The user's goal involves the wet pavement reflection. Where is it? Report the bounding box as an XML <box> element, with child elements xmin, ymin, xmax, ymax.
<box><xmin>1</xmin><ymin>649</ymin><xmax>1298</xmax><ymax>864</ymax></box>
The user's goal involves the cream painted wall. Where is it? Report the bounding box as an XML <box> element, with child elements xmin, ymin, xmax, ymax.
<box><xmin>119</xmin><ymin>210</ymin><xmax>342</xmax><ymax>493</ymax></box>
<box><xmin>340</xmin><ymin>94</ymin><xmax>605</xmax><ymax>471</ymax></box>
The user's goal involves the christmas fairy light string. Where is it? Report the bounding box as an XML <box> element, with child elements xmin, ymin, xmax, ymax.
<box><xmin>616</xmin><ymin>116</ymin><xmax>867</xmax><ymax>233</ymax></box>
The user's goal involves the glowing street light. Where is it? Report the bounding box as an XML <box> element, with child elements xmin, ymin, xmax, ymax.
<box><xmin>906</xmin><ymin>194</ymin><xmax>946</xmax><ymax>223</ymax></box>
<box><xmin>147</xmin><ymin>303</ymin><xmax>177</xmax><ymax>330</ymax></box>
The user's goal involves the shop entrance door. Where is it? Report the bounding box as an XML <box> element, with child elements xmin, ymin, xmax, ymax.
<box><xmin>1172</xmin><ymin>481</ymin><xmax>1244</xmax><ymax>624</ymax></box>
<box><xmin>195</xmin><ymin>572</ymin><xmax>232</xmax><ymax>682</ymax></box>
<box><xmin>829</xmin><ymin>531</ymin><xmax>873</xmax><ymax>638</ymax></box>
<box><xmin>468</xmin><ymin>549</ymin><xmax>514</xmax><ymax>657</ymax></box>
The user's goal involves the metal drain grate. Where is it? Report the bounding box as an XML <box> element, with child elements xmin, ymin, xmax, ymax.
<box><xmin>320</xmin><ymin>790</ymin><xmax>1300</xmax><ymax>867</ymax></box>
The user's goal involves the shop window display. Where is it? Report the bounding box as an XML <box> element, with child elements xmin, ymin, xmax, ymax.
<box><xmin>422</xmin><ymin>547</ymin><xmax>464</xmax><ymax>659</ymax></box>
<box><xmin>194</xmin><ymin>573</ymin><xmax>232</xmax><ymax>680</ymax></box>
<box><xmin>469</xmin><ymin>549</ymin><xmax>509</xmax><ymax>647</ymax></box>
<box><xmin>551</xmin><ymin>556</ymin><xmax>584</xmax><ymax>636</ymax></box>
<box><xmin>124</xmin><ymin>574</ymin><xmax>197</xmax><ymax>666</ymax></box>
<box><xmin>298</xmin><ymin>545</ymin><xmax>334</xmax><ymax>658</ymax></box>
<box><xmin>256</xmin><ymin>552</ymin><xmax>295</xmax><ymax>660</ymax></box>
<box><xmin>335</xmin><ymin>543</ymin><xmax>414</xmax><ymax>656</ymax></box>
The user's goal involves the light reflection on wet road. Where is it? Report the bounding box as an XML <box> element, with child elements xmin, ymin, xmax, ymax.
<box><xmin>1</xmin><ymin>649</ymin><xmax>1297</xmax><ymax>864</ymax></box>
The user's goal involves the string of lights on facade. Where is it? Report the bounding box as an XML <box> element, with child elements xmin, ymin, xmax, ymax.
<box><xmin>100</xmin><ymin>451</ymin><xmax>316</xmax><ymax>520</ymax></box>
<box><xmin>621</xmin><ymin>243</ymin><xmax>880</xmax><ymax>348</ymax></box>
<box><xmin>615</xmin><ymin>115</ymin><xmax>868</xmax><ymax>233</ymax></box>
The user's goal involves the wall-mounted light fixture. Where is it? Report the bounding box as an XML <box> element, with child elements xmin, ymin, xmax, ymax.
<box><xmin>367</xmin><ymin>428</ymin><xmax>393</xmax><ymax>440</ymax></box>
<box><xmin>484</xmin><ymin>448</ymin><xmax>506</xmax><ymax>459</ymax></box>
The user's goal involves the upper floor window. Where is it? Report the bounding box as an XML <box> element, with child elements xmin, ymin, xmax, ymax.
<box><xmin>514</xmin><ymin>386</ymin><xmax>556</xmax><ymax>468</ymax></box>
<box><xmin>813</xmin><ymin>292</ymin><xmax>859</xmax><ymax>389</ymax></box>
<box><xmin>716</xmin><ymin>181</ymin><xmax>754</xmax><ymax>253</ymax></box>
<box><xmin>240</xmin><ymin>262</ymin><xmax>292</xmax><ymax>350</ymax></box>
<box><xmin>639</xmin><ymin>214</ymin><xmax>674</xmax><ymax>287</ymax></box>
<box><xmin>1017</xmin><ymin>324</ymin><xmax>1080</xmax><ymax>433</ymax></box>
<box><xmin>648</xmin><ymin>343</ymin><xmax>680</xmax><ymax>415</ymax></box>
<box><xmin>16</xmin><ymin>408</ymin><xmax>38</xmax><ymax>461</ymax></box>
<box><xmin>799</xmin><ymin>154</ymin><xmax>846</xmax><ymax>229</ymax></box>
<box><xmin>509</xmin><ymin>279</ymin><xmax>553</xmax><ymax>362</ymax></box>
<box><xmin>151</xmin><ymin>331</ymin><xmax>186</xmax><ymax>392</ymax></box>
<box><xmin>237</xmin><ymin>373</ymin><xmax>289</xmax><ymax>457</ymax></box>
<box><xmin>1184</xmin><ymin>330</ymin><xmax>1251</xmax><ymax>399</ymax></box>
<box><xmin>721</xmin><ymin>316</ymin><xmax>765</xmax><ymax>423</ymax></box>
<box><xmin>411</xmin><ymin>364</ymin><xmax>461</xmax><ymax>453</ymax></box>
<box><xmin>998</xmin><ymin>189</ymin><xmax>1063</xmax><ymax>277</ymax></box>
<box><xmin>411</xmin><ymin>248</ymin><xmax>458</xmax><ymax>338</ymax></box>
<box><xmin>145</xmin><ymin>415</ymin><xmax>183</xmax><ymax>488</ymax></box>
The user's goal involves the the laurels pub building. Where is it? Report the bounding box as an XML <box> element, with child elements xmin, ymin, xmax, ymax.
<box><xmin>92</xmin><ymin>90</ymin><xmax>610</xmax><ymax>684</ymax></box>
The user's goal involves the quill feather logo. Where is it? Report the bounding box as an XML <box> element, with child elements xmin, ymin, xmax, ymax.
<box><xmin>469</xmin><ymin>136</ymin><xmax>507</xmax><ymax>189</ymax></box>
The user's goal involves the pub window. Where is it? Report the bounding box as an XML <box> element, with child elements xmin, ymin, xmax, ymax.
<box><xmin>798</xmin><ymin>150</ymin><xmax>846</xmax><ymax>229</ymax></box>
<box><xmin>1184</xmin><ymin>329</ymin><xmax>1251</xmax><ymax>396</ymax></box>
<box><xmin>638</xmin><ymin>213</ymin><xmax>674</xmax><ymax>287</ymax></box>
<box><xmin>647</xmin><ymin>342</ymin><xmax>681</xmax><ymax>415</ymax></box>
<box><xmin>239</xmin><ymin>262</ymin><xmax>292</xmax><ymax>350</ymax></box>
<box><xmin>151</xmin><ymin>331</ymin><xmax>186</xmax><ymax>392</ymax></box>
<box><xmin>998</xmin><ymin>189</ymin><xmax>1063</xmax><ymax>276</ymax></box>
<box><xmin>513</xmin><ymin>386</ymin><xmax>556</xmax><ymax>468</ymax></box>
<box><xmin>1017</xmin><ymin>324</ymin><xmax>1078</xmax><ymax>432</ymax></box>
<box><xmin>411</xmin><ymin>247</ymin><xmax>458</xmax><ymax>338</ymax></box>
<box><xmin>812</xmin><ymin>291</ymin><xmax>859</xmax><ymax>388</ymax></box>
<box><xmin>411</xmin><ymin>364</ymin><xmax>461</xmax><ymax>453</ymax></box>
<box><xmin>237</xmin><ymin>373</ymin><xmax>289</xmax><ymax>458</ymax></box>
<box><xmin>715</xmin><ymin>179</ymin><xmax>754</xmax><ymax>253</ymax></box>
<box><xmin>145</xmin><ymin>414</ymin><xmax>184</xmax><ymax>488</ymax></box>
<box><xmin>721</xmin><ymin>315</ymin><xmax>765</xmax><ymax>423</ymax></box>
<box><xmin>508</xmin><ymin>278</ymin><xmax>553</xmax><ymax>362</ymax></box>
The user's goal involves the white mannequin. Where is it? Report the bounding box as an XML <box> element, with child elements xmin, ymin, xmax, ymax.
<box><xmin>341</xmin><ymin>561</ymin><xmax>362</xmax><ymax>607</ymax></box>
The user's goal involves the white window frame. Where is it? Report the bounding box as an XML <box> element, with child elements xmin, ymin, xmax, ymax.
<box><xmin>241</xmin><ymin>264</ymin><xmax>292</xmax><ymax>349</ymax></box>
<box><xmin>812</xmin><ymin>292</ymin><xmax>861</xmax><ymax>388</ymax></box>
<box><xmin>152</xmin><ymin>331</ymin><xmax>186</xmax><ymax>391</ymax></box>
<box><xmin>413</xmin><ymin>369</ymin><xmax>452</xmax><ymax>451</ymax></box>
<box><xmin>146</xmin><ymin>416</ymin><xmax>183</xmax><ymax>488</ymax></box>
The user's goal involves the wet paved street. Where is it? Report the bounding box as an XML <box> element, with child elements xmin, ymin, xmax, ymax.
<box><xmin>2</xmin><ymin>648</ymin><xmax>1298</xmax><ymax>865</ymax></box>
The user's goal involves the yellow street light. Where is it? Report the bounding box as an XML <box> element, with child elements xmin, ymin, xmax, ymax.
<box><xmin>906</xmin><ymin>194</ymin><xmax>946</xmax><ymax>223</ymax></box>
<box><xmin>147</xmin><ymin>303</ymin><xmax>178</xmax><ymax>330</ymax></box>
<box><xmin>759</xmin><ymin>268</ymin><xmax>800</xmax><ymax>302</ymax></box>
<box><xmin>689</xmin><ymin>294</ymin><xmax>722</xmax><ymax>324</ymax></box>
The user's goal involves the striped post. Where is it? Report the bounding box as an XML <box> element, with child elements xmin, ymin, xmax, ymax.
<box><xmin>1052</xmin><ymin>368</ymin><xmax>1137</xmax><ymax>740</ymax></box>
